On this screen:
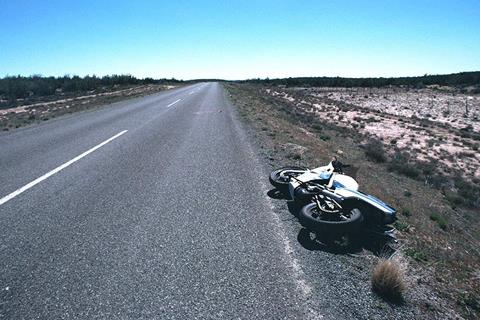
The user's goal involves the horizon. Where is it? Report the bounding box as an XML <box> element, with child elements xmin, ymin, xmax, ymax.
<box><xmin>2</xmin><ymin>71</ymin><xmax>480</xmax><ymax>82</ymax></box>
<box><xmin>1</xmin><ymin>0</ymin><xmax>479</xmax><ymax>80</ymax></box>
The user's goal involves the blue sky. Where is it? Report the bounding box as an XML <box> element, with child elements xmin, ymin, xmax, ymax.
<box><xmin>0</xmin><ymin>0</ymin><xmax>479</xmax><ymax>80</ymax></box>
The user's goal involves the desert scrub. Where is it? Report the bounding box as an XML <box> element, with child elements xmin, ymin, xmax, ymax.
<box><xmin>311</xmin><ymin>123</ymin><xmax>323</xmax><ymax>131</ymax></box>
<box><xmin>456</xmin><ymin>292</ymin><xmax>480</xmax><ymax>317</ymax></box>
<box><xmin>388</xmin><ymin>151</ymin><xmax>420</xmax><ymax>178</ymax></box>
<box><xmin>430</xmin><ymin>213</ymin><xmax>448</xmax><ymax>231</ymax></box>
<box><xmin>364</xmin><ymin>139</ymin><xmax>387</xmax><ymax>163</ymax></box>
<box><xmin>405</xmin><ymin>248</ymin><xmax>428</xmax><ymax>262</ymax></box>
<box><xmin>371</xmin><ymin>256</ymin><xmax>406</xmax><ymax>301</ymax></box>
<box><xmin>394</xmin><ymin>220</ymin><xmax>410</xmax><ymax>232</ymax></box>
<box><xmin>453</xmin><ymin>177</ymin><xmax>480</xmax><ymax>208</ymax></box>
<box><xmin>319</xmin><ymin>134</ymin><xmax>331</xmax><ymax>141</ymax></box>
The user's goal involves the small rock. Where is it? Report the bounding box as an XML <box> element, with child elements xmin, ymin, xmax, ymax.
<box><xmin>284</xmin><ymin>143</ymin><xmax>308</xmax><ymax>160</ymax></box>
<box><xmin>336</xmin><ymin>149</ymin><xmax>344</xmax><ymax>155</ymax></box>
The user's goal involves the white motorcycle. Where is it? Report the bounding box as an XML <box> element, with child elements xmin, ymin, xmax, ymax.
<box><xmin>270</xmin><ymin>160</ymin><xmax>396</xmax><ymax>238</ymax></box>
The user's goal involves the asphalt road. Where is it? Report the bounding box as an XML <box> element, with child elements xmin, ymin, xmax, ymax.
<box><xmin>0</xmin><ymin>83</ymin><xmax>312</xmax><ymax>319</ymax></box>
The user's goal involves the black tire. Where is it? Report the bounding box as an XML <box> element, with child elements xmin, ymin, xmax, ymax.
<box><xmin>299</xmin><ymin>203</ymin><xmax>363</xmax><ymax>236</ymax></box>
<box><xmin>269</xmin><ymin>166</ymin><xmax>307</xmax><ymax>192</ymax></box>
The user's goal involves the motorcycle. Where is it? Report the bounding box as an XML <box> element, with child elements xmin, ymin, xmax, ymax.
<box><xmin>269</xmin><ymin>159</ymin><xmax>397</xmax><ymax>241</ymax></box>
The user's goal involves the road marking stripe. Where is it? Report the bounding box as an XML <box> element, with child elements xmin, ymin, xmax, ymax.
<box><xmin>0</xmin><ymin>130</ymin><xmax>128</xmax><ymax>206</ymax></box>
<box><xmin>188</xmin><ymin>91</ymin><xmax>194</xmax><ymax>95</ymax></box>
<box><xmin>167</xmin><ymin>99</ymin><xmax>181</xmax><ymax>108</ymax></box>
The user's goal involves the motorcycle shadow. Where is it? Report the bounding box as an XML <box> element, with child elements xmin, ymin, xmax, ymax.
<box><xmin>267</xmin><ymin>188</ymin><xmax>290</xmax><ymax>200</ymax></box>
<box><xmin>297</xmin><ymin>228</ymin><xmax>396</xmax><ymax>257</ymax></box>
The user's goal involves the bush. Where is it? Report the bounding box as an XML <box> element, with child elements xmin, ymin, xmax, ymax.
<box><xmin>401</xmin><ymin>208</ymin><xmax>411</xmax><ymax>217</ymax></box>
<box><xmin>311</xmin><ymin>123</ymin><xmax>323</xmax><ymax>131</ymax></box>
<box><xmin>428</xmin><ymin>174</ymin><xmax>449</xmax><ymax>189</ymax></box>
<box><xmin>457</xmin><ymin>292</ymin><xmax>480</xmax><ymax>313</ymax></box>
<box><xmin>454</xmin><ymin>177</ymin><xmax>480</xmax><ymax>208</ymax></box>
<box><xmin>388</xmin><ymin>152</ymin><xmax>420</xmax><ymax>178</ymax></box>
<box><xmin>364</xmin><ymin>139</ymin><xmax>387</xmax><ymax>163</ymax></box>
<box><xmin>417</xmin><ymin>160</ymin><xmax>437</xmax><ymax>176</ymax></box>
<box><xmin>430</xmin><ymin>213</ymin><xmax>448</xmax><ymax>231</ymax></box>
<box><xmin>372</xmin><ymin>258</ymin><xmax>406</xmax><ymax>300</ymax></box>
<box><xmin>444</xmin><ymin>192</ymin><xmax>465</xmax><ymax>208</ymax></box>
<box><xmin>320</xmin><ymin>134</ymin><xmax>331</xmax><ymax>141</ymax></box>
<box><xmin>394</xmin><ymin>220</ymin><xmax>410</xmax><ymax>232</ymax></box>
<box><xmin>405</xmin><ymin>248</ymin><xmax>428</xmax><ymax>262</ymax></box>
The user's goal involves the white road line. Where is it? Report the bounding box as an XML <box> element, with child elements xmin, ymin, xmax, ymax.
<box><xmin>188</xmin><ymin>91</ymin><xmax>194</xmax><ymax>95</ymax></box>
<box><xmin>0</xmin><ymin>130</ymin><xmax>128</xmax><ymax>206</ymax></box>
<box><xmin>167</xmin><ymin>99</ymin><xmax>181</xmax><ymax>108</ymax></box>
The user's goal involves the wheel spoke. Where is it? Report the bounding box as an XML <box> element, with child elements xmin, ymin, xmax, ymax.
<box><xmin>312</xmin><ymin>206</ymin><xmax>349</xmax><ymax>222</ymax></box>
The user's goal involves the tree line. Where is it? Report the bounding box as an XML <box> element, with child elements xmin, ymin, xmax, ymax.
<box><xmin>0</xmin><ymin>75</ymin><xmax>182</xmax><ymax>101</ymax></box>
<box><xmin>242</xmin><ymin>71</ymin><xmax>480</xmax><ymax>88</ymax></box>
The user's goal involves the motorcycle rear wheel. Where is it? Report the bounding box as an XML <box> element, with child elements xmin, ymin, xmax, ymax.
<box><xmin>269</xmin><ymin>166</ymin><xmax>307</xmax><ymax>193</ymax></box>
<box><xmin>299</xmin><ymin>203</ymin><xmax>363</xmax><ymax>236</ymax></box>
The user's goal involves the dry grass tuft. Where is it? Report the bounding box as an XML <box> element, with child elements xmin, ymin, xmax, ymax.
<box><xmin>372</xmin><ymin>257</ymin><xmax>406</xmax><ymax>300</ymax></box>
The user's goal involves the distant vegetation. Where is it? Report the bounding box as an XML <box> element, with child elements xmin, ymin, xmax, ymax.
<box><xmin>0</xmin><ymin>75</ymin><xmax>183</xmax><ymax>103</ymax></box>
<box><xmin>243</xmin><ymin>71</ymin><xmax>480</xmax><ymax>89</ymax></box>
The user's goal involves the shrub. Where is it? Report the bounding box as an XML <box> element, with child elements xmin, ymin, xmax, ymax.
<box><xmin>430</xmin><ymin>213</ymin><xmax>448</xmax><ymax>231</ymax></box>
<box><xmin>454</xmin><ymin>177</ymin><xmax>480</xmax><ymax>207</ymax></box>
<box><xmin>401</xmin><ymin>208</ymin><xmax>411</xmax><ymax>217</ymax></box>
<box><xmin>394</xmin><ymin>220</ymin><xmax>410</xmax><ymax>232</ymax></box>
<box><xmin>444</xmin><ymin>192</ymin><xmax>464</xmax><ymax>208</ymax></box>
<box><xmin>311</xmin><ymin>123</ymin><xmax>323</xmax><ymax>131</ymax></box>
<box><xmin>403</xmin><ymin>191</ymin><xmax>412</xmax><ymax>197</ymax></box>
<box><xmin>405</xmin><ymin>248</ymin><xmax>427</xmax><ymax>262</ymax></box>
<box><xmin>320</xmin><ymin>134</ymin><xmax>331</xmax><ymax>141</ymax></box>
<box><xmin>388</xmin><ymin>151</ymin><xmax>420</xmax><ymax>178</ymax></box>
<box><xmin>417</xmin><ymin>161</ymin><xmax>437</xmax><ymax>176</ymax></box>
<box><xmin>457</xmin><ymin>292</ymin><xmax>480</xmax><ymax>313</ymax></box>
<box><xmin>364</xmin><ymin>139</ymin><xmax>387</xmax><ymax>163</ymax></box>
<box><xmin>372</xmin><ymin>258</ymin><xmax>406</xmax><ymax>300</ymax></box>
<box><xmin>429</xmin><ymin>174</ymin><xmax>449</xmax><ymax>189</ymax></box>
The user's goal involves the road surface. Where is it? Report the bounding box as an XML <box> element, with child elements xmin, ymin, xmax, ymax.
<box><xmin>0</xmin><ymin>83</ymin><xmax>310</xmax><ymax>319</ymax></box>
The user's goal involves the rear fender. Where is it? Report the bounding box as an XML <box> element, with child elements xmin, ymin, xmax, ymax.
<box><xmin>338</xmin><ymin>192</ymin><xmax>397</xmax><ymax>225</ymax></box>
<box><xmin>341</xmin><ymin>199</ymin><xmax>384</xmax><ymax>225</ymax></box>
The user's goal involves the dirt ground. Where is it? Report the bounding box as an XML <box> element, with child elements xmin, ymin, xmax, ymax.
<box><xmin>225</xmin><ymin>83</ymin><xmax>480</xmax><ymax>319</ymax></box>
<box><xmin>266</xmin><ymin>86</ymin><xmax>480</xmax><ymax>183</ymax></box>
<box><xmin>0</xmin><ymin>84</ymin><xmax>179</xmax><ymax>131</ymax></box>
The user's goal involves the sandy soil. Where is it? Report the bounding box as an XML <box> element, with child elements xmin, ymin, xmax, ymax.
<box><xmin>264</xmin><ymin>87</ymin><xmax>480</xmax><ymax>181</ymax></box>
